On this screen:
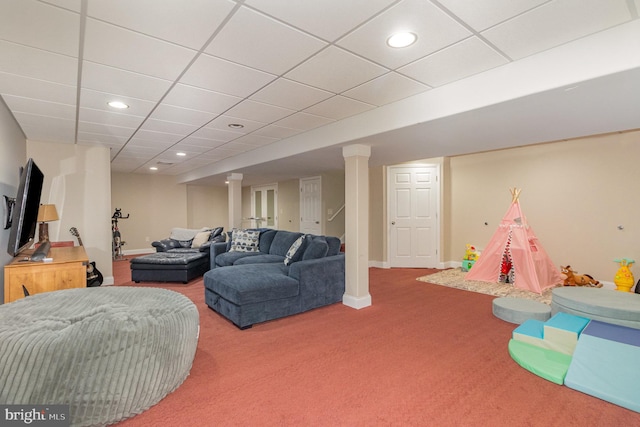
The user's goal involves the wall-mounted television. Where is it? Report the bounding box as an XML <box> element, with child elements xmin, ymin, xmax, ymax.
<box><xmin>7</xmin><ymin>158</ymin><xmax>44</xmax><ymax>257</ymax></box>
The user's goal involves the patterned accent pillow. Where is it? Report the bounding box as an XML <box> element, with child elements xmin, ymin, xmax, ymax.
<box><xmin>229</xmin><ymin>229</ymin><xmax>260</xmax><ymax>253</ymax></box>
<box><xmin>284</xmin><ymin>235</ymin><xmax>306</xmax><ymax>266</ymax></box>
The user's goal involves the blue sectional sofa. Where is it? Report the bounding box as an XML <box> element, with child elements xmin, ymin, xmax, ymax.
<box><xmin>204</xmin><ymin>229</ymin><xmax>345</xmax><ymax>329</ymax></box>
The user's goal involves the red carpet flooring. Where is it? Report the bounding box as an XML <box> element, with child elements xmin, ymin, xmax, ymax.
<box><xmin>112</xmin><ymin>260</ymin><xmax>639</xmax><ymax>426</ymax></box>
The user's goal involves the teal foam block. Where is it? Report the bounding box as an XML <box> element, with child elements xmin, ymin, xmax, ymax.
<box><xmin>545</xmin><ymin>312</ymin><xmax>590</xmax><ymax>335</ymax></box>
<box><xmin>565</xmin><ymin>320</ymin><xmax>640</xmax><ymax>413</ymax></box>
<box><xmin>513</xmin><ymin>319</ymin><xmax>544</xmax><ymax>339</ymax></box>
<box><xmin>508</xmin><ymin>339</ymin><xmax>572</xmax><ymax>385</ymax></box>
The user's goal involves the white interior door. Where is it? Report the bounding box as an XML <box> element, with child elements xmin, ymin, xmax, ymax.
<box><xmin>251</xmin><ymin>184</ymin><xmax>277</xmax><ymax>229</ymax></box>
<box><xmin>388</xmin><ymin>165</ymin><xmax>440</xmax><ymax>268</ymax></box>
<box><xmin>300</xmin><ymin>176</ymin><xmax>322</xmax><ymax>235</ymax></box>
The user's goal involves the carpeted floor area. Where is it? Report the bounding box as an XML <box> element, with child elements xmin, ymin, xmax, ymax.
<box><xmin>417</xmin><ymin>268</ymin><xmax>555</xmax><ymax>304</ymax></box>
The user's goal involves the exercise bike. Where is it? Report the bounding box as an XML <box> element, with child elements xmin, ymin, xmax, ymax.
<box><xmin>112</xmin><ymin>208</ymin><xmax>129</xmax><ymax>260</ymax></box>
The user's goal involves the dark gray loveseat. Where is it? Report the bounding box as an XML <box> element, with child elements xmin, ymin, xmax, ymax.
<box><xmin>203</xmin><ymin>229</ymin><xmax>345</xmax><ymax>329</ymax></box>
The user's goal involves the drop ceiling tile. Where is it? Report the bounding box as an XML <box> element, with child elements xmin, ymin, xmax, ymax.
<box><xmin>179</xmin><ymin>136</ymin><xmax>227</xmax><ymax>149</ymax></box>
<box><xmin>14</xmin><ymin>112</ymin><xmax>75</xmax><ymax>142</ymax></box>
<box><xmin>133</xmin><ymin>129</ymin><xmax>185</xmax><ymax>144</ymax></box>
<box><xmin>205</xmin><ymin>115</ymin><xmax>265</xmax><ymax>134</ymax></box>
<box><xmin>77</xmin><ymin>131</ymin><xmax>129</xmax><ymax>145</ymax></box>
<box><xmin>0</xmin><ymin>72</ymin><xmax>76</xmax><ymax>104</ymax></box>
<box><xmin>285</xmin><ymin>46</ymin><xmax>387</xmax><ymax>93</ymax></box>
<box><xmin>180</xmin><ymin>53</ymin><xmax>276</xmax><ymax>98</ymax></box>
<box><xmin>343</xmin><ymin>72</ymin><xmax>430</xmax><ymax>106</ymax></box>
<box><xmin>162</xmin><ymin>84</ymin><xmax>241</xmax><ymax>114</ymax></box>
<box><xmin>482</xmin><ymin>0</ymin><xmax>633</xmax><ymax>60</ymax></box>
<box><xmin>80</xmin><ymin>88</ymin><xmax>156</xmax><ymax>117</ymax></box>
<box><xmin>149</xmin><ymin>104</ymin><xmax>217</xmax><ymax>127</ymax></box>
<box><xmin>169</xmin><ymin>142</ymin><xmax>211</xmax><ymax>154</ymax></box>
<box><xmin>0</xmin><ymin>41</ymin><xmax>77</xmax><ymax>86</ymax></box>
<box><xmin>81</xmin><ymin>61</ymin><xmax>172</xmax><ymax>102</ymax></box>
<box><xmin>0</xmin><ymin>0</ymin><xmax>79</xmax><ymax>56</ymax></box>
<box><xmin>40</xmin><ymin>0</ymin><xmax>81</xmax><ymax>13</ymax></box>
<box><xmin>2</xmin><ymin>95</ymin><xmax>75</xmax><ymax>120</ymax></box>
<box><xmin>337</xmin><ymin>0</ymin><xmax>471</xmax><ymax>69</ymax></box>
<box><xmin>205</xmin><ymin>6</ymin><xmax>326</xmax><ymax>75</ymax></box>
<box><xmin>225</xmin><ymin>100</ymin><xmax>295</xmax><ymax>123</ymax></box>
<box><xmin>251</xmin><ymin>78</ymin><xmax>333</xmax><ymax>110</ymax></box>
<box><xmin>87</xmin><ymin>0</ymin><xmax>235</xmax><ymax>50</ymax></box>
<box><xmin>274</xmin><ymin>112</ymin><xmax>334</xmax><ymax>130</ymax></box>
<box><xmin>437</xmin><ymin>0</ymin><xmax>549</xmax><ymax>31</ymax></box>
<box><xmin>304</xmin><ymin>95</ymin><xmax>376</xmax><ymax>120</ymax></box>
<box><xmin>215</xmin><ymin>142</ymin><xmax>255</xmax><ymax>154</ymax></box>
<box><xmin>84</xmin><ymin>18</ymin><xmax>197</xmax><ymax>81</ymax></box>
<box><xmin>139</xmin><ymin>119</ymin><xmax>198</xmax><ymax>136</ymax></box>
<box><xmin>191</xmin><ymin>126</ymin><xmax>243</xmax><ymax>142</ymax></box>
<box><xmin>77</xmin><ymin>121</ymin><xmax>136</xmax><ymax>139</ymax></box>
<box><xmin>79</xmin><ymin>107</ymin><xmax>146</xmax><ymax>129</ymax></box>
<box><xmin>226</xmin><ymin>134</ymin><xmax>280</xmax><ymax>147</ymax></box>
<box><xmin>398</xmin><ymin>37</ymin><xmax>508</xmax><ymax>87</ymax></box>
<box><xmin>252</xmin><ymin>125</ymin><xmax>301</xmax><ymax>139</ymax></box>
<box><xmin>245</xmin><ymin>0</ymin><xmax>396</xmax><ymax>41</ymax></box>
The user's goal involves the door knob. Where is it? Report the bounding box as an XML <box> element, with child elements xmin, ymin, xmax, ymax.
<box><xmin>391</xmin><ymin>221</ymin><xmax>396</xmax><ymax>225</ymax></box>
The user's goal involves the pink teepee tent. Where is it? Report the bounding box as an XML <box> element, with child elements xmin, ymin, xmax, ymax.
<box><xmin>465</xmin><ymin>188</ymin><xmax>563</xmax><ymax>294</ymax></box>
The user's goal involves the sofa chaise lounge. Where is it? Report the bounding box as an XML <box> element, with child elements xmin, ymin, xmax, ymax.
<box><xmin>130</xmin><ymin>227</ymin><xmax>224</xmax><ymax>283</ymax></box>
<box><xmin>204</xmin><ymin>229</ymin><xmax>345</xmax><ymax>329</ymax></box>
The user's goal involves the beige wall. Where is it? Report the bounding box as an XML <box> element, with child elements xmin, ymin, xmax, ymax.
<box><xmin>111</xmin><ymin>173</ymin><xmax>188</xmax><ymax>252</ymax></box>
<box><xmin>187</xmin><ymin>184</ymin><xmax>228</xmax><ymax>230</ymax></box>
<box><xmin>27</xmin><ymin>140</ymin><xmax>113</xmax><ymax>283</ymax></box>
<box><xmin>447</xmin><ymin>130</ymin><xmax>640</xmax><ymax>283</ymax></box>
<box><xmin>369</xmin><ymin>166</ymin><xmax>385</xmax><ymax>263</ymax></box>
<box><xmin>322</xmin><ymin>170</ymin><xmax>345</xmax><ymax>239</ymax></box>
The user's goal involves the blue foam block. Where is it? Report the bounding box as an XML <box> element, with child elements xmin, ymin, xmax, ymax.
<box><xmin>565</xmin><ymin>320</ymin><xmax>640</xmax><ymax>413</ymax></box>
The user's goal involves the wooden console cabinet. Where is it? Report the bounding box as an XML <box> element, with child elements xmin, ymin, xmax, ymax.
<box><xmin>4</xmin><ymin>246</ymin><xmax>89</xmax><ymax>303</ymax></box>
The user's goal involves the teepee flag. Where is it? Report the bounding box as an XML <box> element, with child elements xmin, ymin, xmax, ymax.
<box><xmin>465</xmin><ymin>188</ymin><xmax>563</xmax><ymax>294</ymax></box>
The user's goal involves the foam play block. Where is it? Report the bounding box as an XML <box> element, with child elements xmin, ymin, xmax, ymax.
<box><xmin>543</xmin><ymin>312</ymin><xmax>590</xmax><ymax>355</ymax></box>
<box><xmin>512</xmin><ymin>319</ymin><xmax>544</xmax><ymax>347</ymax></box>
<box><xmin>508</xmin><ymin>339</ymin><xmax>572</xmax><ymax>385</ymax></box>
<box><xmin>565</xmin><ymin>320</ymin><xmax>640</xmax><ymax>413</ymax></box>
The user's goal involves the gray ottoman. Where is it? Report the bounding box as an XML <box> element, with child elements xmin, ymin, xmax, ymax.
<box><xmin>0</xmin><ymin>287</ymin><xmax>199</xmax><ymax>426</ymax></box>
<box><xmin>131</xmin><ymin>251</ymin><xmax>209</xmax><ymax>283</ymax></box>
<box><xmin>493</xmin><ymin>297</ymin><xmax>551</xmax><ymax>324</ymax></box>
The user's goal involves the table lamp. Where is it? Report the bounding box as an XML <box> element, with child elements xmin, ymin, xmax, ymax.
<box><xmin>37</xmin><ymin>204</ymin><xmax>59</xmax><ymax>242</ymax></box>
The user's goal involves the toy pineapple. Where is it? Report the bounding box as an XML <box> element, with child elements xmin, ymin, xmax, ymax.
<box><xmin>613</xmin><ymin>258</ymin><xmax>635</xmax><ymax>292</ymax></box>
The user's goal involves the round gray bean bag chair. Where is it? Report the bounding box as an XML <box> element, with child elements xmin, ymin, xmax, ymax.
<box><xmin>0</xmin><ymin>286</ymin><xmax>199</xmax><ymax>426</ymax></box>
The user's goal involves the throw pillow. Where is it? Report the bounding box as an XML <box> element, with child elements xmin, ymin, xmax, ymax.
<box><xmin>284</xmin><ymin>235</ymin><xmax>306</xmax><ymax>266</ymax></box>
<box><xmin>229</xmin><ymin>229</ymin><xmax>260</xmax><ymax>252</ymax></box>
<box><xmin>191</xmin><ymin>230</ymin><xmax>212</xmax><ymax>248</ymax></box>
<box><xmin>302</xmin><ymin>237</ymin><xmax>329</xmax><ymax>260</ymax></box>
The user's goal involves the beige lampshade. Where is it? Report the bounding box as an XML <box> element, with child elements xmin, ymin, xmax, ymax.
<box><xmin>37</xmin><ymin>204</ymin><xmax>59</xmax><ymax>223</ymax></box>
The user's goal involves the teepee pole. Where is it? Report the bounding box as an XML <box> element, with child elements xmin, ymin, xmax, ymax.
<box><xmin>510</xmin><ymin>187</ymin><xmax>521</xmax><ymax>203</ymax></box>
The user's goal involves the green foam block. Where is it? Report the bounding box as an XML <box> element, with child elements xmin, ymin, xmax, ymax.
<box><xmin>508</xmin><ymin>339</ymin><xmax>573</xmax><ymax>385</ymax></box>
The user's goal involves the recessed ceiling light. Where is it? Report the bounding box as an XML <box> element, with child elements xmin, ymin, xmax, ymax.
<box><xmin>387</xmin><ymin>32</ymin><xmax>417</xmax><ymax>48</ymax></box>
<box><xmin>108</xmin><ymin>101</ymin><xmax>129</xmax><ymax>109</ymax></box>
<box><xmin>149</xmin><ymin>166</ymin><xmax>158</xmax><ymax>171</ymax></box>
<box><xmin>176</xmin><ymin>152</ymin><xmax>186</xmax><ymax>157</ymax></box>
<box><xmin>228</xmin><ymin>123</ymin><xmax>244</xmax><ymax>129</ymax></box>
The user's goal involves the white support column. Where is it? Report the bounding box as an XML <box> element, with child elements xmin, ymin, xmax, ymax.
<box><xmin>342</xmin><ymin>144</ymin><xmax>371</xmax><ymax>309</ymax></box>
<box><xmin>227</xmin><ymin>173</ymin><xmax>243</xmax><ymax>230</ymax></box>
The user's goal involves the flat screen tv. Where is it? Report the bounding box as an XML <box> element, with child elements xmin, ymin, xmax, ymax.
<box><xmin>7</xmin><ymin>158</ymin><xmax>44</xmax><ymax>257</ymax></box>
